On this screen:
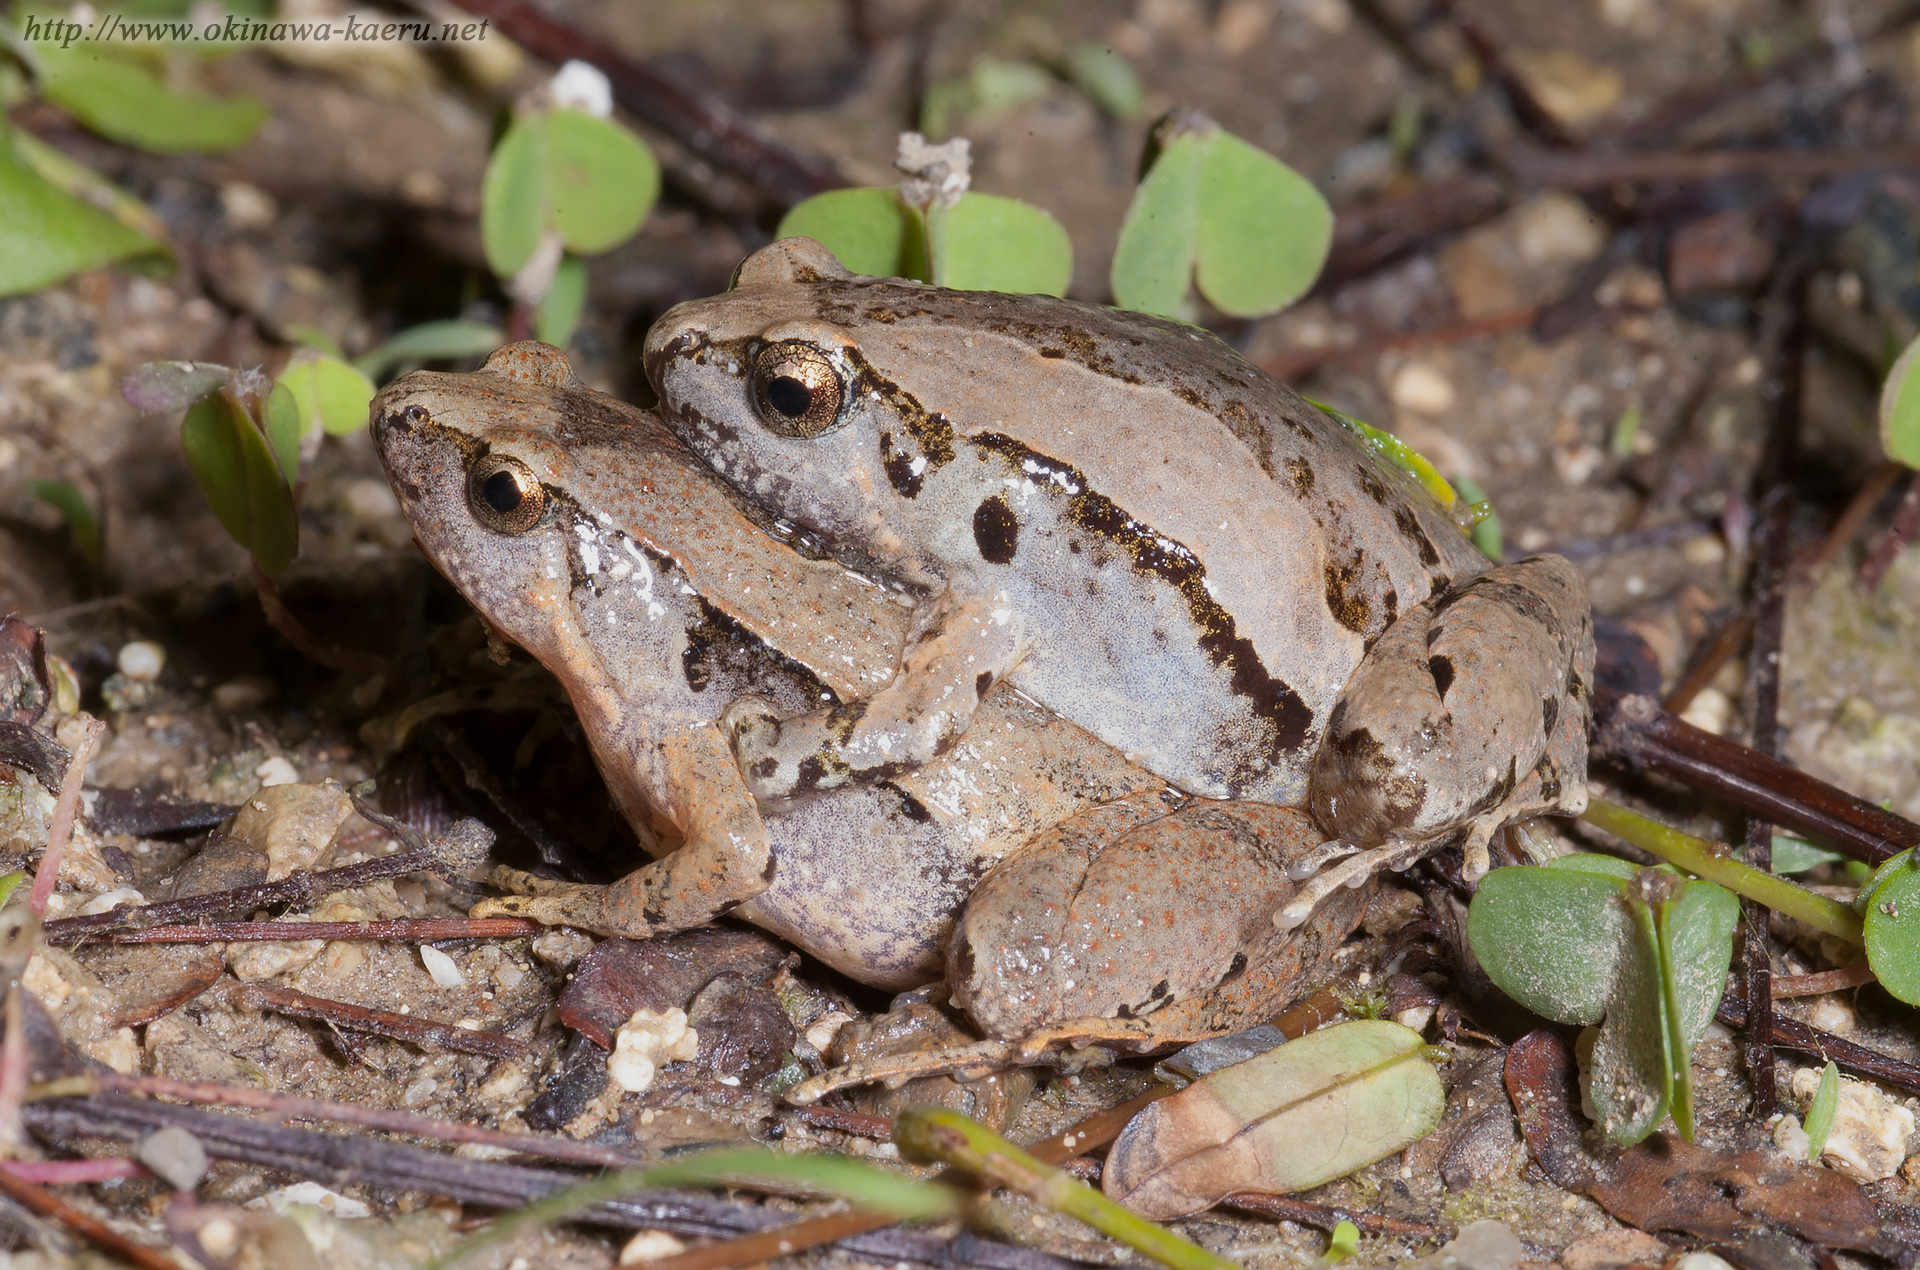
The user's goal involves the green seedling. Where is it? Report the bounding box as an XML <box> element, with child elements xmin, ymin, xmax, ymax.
<box><xmin>1468</xmin><ymin>853</ymin><xmax>1738</xmax><ymax>1144</ymax></box>
<box><xmin>921</xmin><ymin>44</ymin><xmax>1142</xmax><ymax>141</ymax></box>
<box><xmin>1</xmin><ymin>11</ymin><xmax>271</xmax><ymax>295</ymax></box>
<box><xmin>778</xmin><ymin>137</ymin><xmax>1072</xmax><ymax>298</ymax></box>
<box><xmin>427</xmin><ymin>1144</ymin><xmax>964</xmax><ymax>1270</ymax></box>
<box><xmin>1111</xmin><ymin>109</ymin><xmax>1331</xmax><ymax>319</ymax></box>
<box><xmin>29</xmin><ymin>480</ymin><xmax>101</xmax><ymax>570</ymax></box>
<box><xmin>481</xmin><ymin>74</ymin><xmax>658</xmax><ymax>349</ymax></box>
<box><xmin>1803</xmin><ymin>1060</ymin><xmax>1840</xmax><ymax>1162</ymax></box>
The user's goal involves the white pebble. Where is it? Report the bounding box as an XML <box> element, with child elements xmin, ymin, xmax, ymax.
<box><xmin>1389</xmin><ymin>363</ymin><xmax>1457</xmax><ymax>415</ymax></box>
<box><xmin>116</xmin><ymin>641</ymin><xmax>165</xmax><ymax>682</ymax></box>
<box><xmin>1672</xmin><ymin>1254</ymin><xmax>1737</xmax><ymax>1270</ymax></box>
<box><xmin>609</xmin><ymin>1007</ymin><xmax>699</xmax><ymax>1093</ymax></box>
<box><xmin>620</xmin><ymin>1231</ymin><xmax>687</xmax><ymax>1264</ymax></box>
<box><xmin>1790</xmin><ymin>1066</ymin><xmax>1915</xmax><ymax>1181</ymax></box>
<box><xmin>253</xmin><ymin>756</ymin><xmax>300</xmax><ymax>787</ymax></box>
<box><xmin>419</xmin><ymin>944</ymin><xmax>467</xmax><ymax>988</ymax></box>
<box><xmin>253</xmin><ymin>1181</ymin><xmax>370</xmax><ymax>1218</ymax></box>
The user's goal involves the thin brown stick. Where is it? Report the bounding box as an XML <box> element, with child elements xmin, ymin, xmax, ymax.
<box><xmin>439</xmin><ymin>0</ymin><xmax>842</xmax><ymax>210</ymax></box>
<box><xmin>32</xmin><ymin>716</ymin><xmax>102</xmax><ymax>916</ymax></box>
<box><xmin>1860</xmin><ymin>473</ymin><xmax>1920</xmax><ymax>592</ymax></box>
<box><xmin>30</xmin><ymin>1071</ymin><xmax>636</xmax><ymax>1168</ymax></box>
<box><xmin>1258</xmin><ymin>307</ymin><xmax>1537</xmax><ymax>382</ymax></box>
<box><xmin>783</xmin><ymin>1106</ymin><xmax>894</xmax><ymax>1140</ymax></box>
<box><xmin>1743</xmin><ymin>495</ymin><xmax>1792</xmax><ymax>1115</ymax></box>
<box><xmin>0</xmin><ymin>1158</ymin><xmax>146</xmax><ymax>1183</ymax></box>
<box><xmin>68</xmin><ymin>916</ymin><xmax>544</xmax><ymax>944</ymax></box>
<box><xmin>1021</xmin><ymin>1086</ymin><xmax>1173</xmax><ymax>1166</ymax></box>
<box><xmin>0</xmin><ymin>1164</ymin><xmax>178</xmax><ymax>1270</ymax></box>
<box><xmin>1506</xmin><ymin>146</ymin><xmax>1920</xmax><ymax>189</ymax></box>
<box><xmin>233</xmin><ymin>983</ymin><xmax>526</xmax><ymax>1059</ymax></box>
<box><xmin>1718</xmin><ymin>992</ymin><xmax>1920</xmax><ymax>1098</ymax></box>
<box><xmin>643</xmin><ymin>1209</ymin><xmax>901</xmax><ymax>1270</ymax></box>
<box><xmin>1663</xmin><ymin>608</ymin><xmax>1756</xmax><ymax>715</ymax></box>
<box><xmin>1220</xmin><ymin>1192</ymin><xmax>1438</xmax><ymax>1239</ymax></box>
<box><xmin>1773</xmin><ymin>964</ymin><xmax>1877</xmax><ymax>998</ymax></box>
<box><xmin>253</xmin><ymin>564</ymin><xmax>388</xmax><ymax>676</ymax></box>
<box><xmin>44</xmin><ymin>837</ymin><xmax>454</xmax><ymax>941</ymax></box>
<box><xmin>1804</xmin><ymin>461</ymin><xmax>1906</xmax><ymax>578</ymax></box>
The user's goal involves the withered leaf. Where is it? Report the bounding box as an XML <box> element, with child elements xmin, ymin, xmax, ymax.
<box><xmin>1104</xmin><ymin>1020</ymin><xmax>1443</xmax><ymax>1219</ymax></box>
<box><xmin>1504</xmin><ymin>1029</ymin><xmax>1911</xmax><ymax>1259</ymax></box>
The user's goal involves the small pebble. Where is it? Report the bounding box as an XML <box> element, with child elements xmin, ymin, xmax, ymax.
<box><xmin>255</xmin><ymin>1181</ymin><xmax>369</xmax><ymax>1218</ymax></box>
<box><xmin>1389</xmin><ymin>363</ymin><xmax>1457</xmax><ymax>415</ymax></box>
<box><xmin>1672</xmin><ymin>1255</ymin><xmax>1737</xmax><ymax>1270</ymax></box>
<box><xmin>610</xmin><ymin>1007</ymin><xmax>699</xmax><ymax>1093</ymax></box>
<box><xmin>620</xmin><ymin>1231</ymin><xmax>687</xmax><ymax>1264</ymax></box>
<box><xmin>136</xmin><ymin>1126</ymin><xmax>208</xmax><ymax>1191</ymax></box>
<box><xmin>253</xmin><ymin>756</ymin><xmax>300</xmax><ymax>787</ymax></box>
<box><xmin>115</xmin><ymin>641</ymin><xmax>165</xmax><ymax>682</ymax></box>
<box><xmin>420</xmin><ymin>944</ymin><xmax>467</xmax><ymax>988</ymax></box>
<box><xmin>212</xmin><ymin>677</ymin><xmax>276</xmax><ymax>713</ymax></box>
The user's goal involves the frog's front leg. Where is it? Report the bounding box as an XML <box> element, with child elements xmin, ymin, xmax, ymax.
<box><xmin>471</xmin><ymin>727</ymin><xmax>774</xmax><ymax>937</ymax></box>
<box><xmin>947</xmin><ymin>791</ymin><xmax>1370</xmax><ymax>1043</ymax></box>
<box><xmin>723</xmin><ymin>590</ymin><xmax>1023</xmax><ymax>801</ymax></box>
<box><xmin>1278</xmin><ymin>554</ymin><xmax>1594</xmax><ymax>929</ymax></box>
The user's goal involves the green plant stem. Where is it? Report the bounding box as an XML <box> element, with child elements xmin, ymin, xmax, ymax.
<box><xmin>893</xmin><ymin>1108</ymin><xmax>1242</xmax><ymax>1270</ymax></box>
<box><xmin>1583</xmin><ymin>799</ymin><xmax>1863</xmax><ymax>944</ymax></box>
<box><xmin>1649</xmin><ymin>894</ymin><xmax>1695</xmax><ymax>1140</ymax></box>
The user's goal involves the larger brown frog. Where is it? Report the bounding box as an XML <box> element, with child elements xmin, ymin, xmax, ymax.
<box><xmin>644</xmin><ymin>238</ymin><xmax>1595</xmax><ymax>918</ymax></box>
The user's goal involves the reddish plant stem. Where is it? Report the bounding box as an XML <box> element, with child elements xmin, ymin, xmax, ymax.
<box><xmin>1258</xmin><ymin>307</ymin><xmax>1538</xmax><ymax>382</ymax></box>
<box><xmin>1718</xmin><ymin>992</ymin><xmax>1920</xmax><ymax>1098</ymax></box>
<box><xmin>253</xmin><ymin>564</ymin><xmax>388</xmax><ymax>675</ymax></box>
<box><xmin>0</xmin><ymin>989</ymin><xmax>27</xmax><ymax>1158</ymax></box>
<box><xmin>37</xmin><ymin>1071</ymin><xmax>637</xmax><ymax>1168</ymax></box>
<box><xmin>0</xmin><ymin>1158</ymin><xmax>147</xmax><ymax>1183</ymax></box>
<box><xmin>1859</xmin><ymin>472</ymin><xmax>1920</xmax><ymax>592</ymax></box>
<box><xmin>232</xmin><ymin>983</ymin><xmax>527</xmax><ymax>1059</ymax></box>
<box><xmin>31</xmin><ymin>716</ymin><xmax>102</xmax><ymax>917</ymax></box>
<box><xmin>1773</xmin><ymin>963</ymin><xmax>1877</xmax><ymax>998</ymax></box>
<box><xmin>0</xmin><ymin>1164</ymin><xmax>179</xmax><ymax>1270</ymax></box>
<box><xmin>644</xmin><ymin>1209</ymin><xmax>904</xmax><ymax>1270</ymax></box>
<box><xmin>1662</xmin><ymin>607</ymin><xmax>1756</xmax><ymax>715</ymax></box>
<box><xmin>1805</xmin><ymin>461</ymin><xmax>1907</xmax><ymax>579</ymax></box>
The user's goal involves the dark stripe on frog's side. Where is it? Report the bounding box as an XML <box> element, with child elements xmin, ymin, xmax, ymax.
<box><xmin>968</xmin><ymin>431</ymin><xmax>1316</xmax><ymax>784</ymax></box>
<box><xmin>677</xmin><ymin>591</ymin><xmax>842</xmax><ymax>710</ymax></box>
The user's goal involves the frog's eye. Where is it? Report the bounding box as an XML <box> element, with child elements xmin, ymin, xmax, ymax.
<box><xmin>467</xmin><ymin>454</ymin><xmax>547</xmax><ymax>535</ymax></box>
<box><xmin>750</xmin><ymin>342</ymin><xmax>844</xmax><ymax>438</ymax></box>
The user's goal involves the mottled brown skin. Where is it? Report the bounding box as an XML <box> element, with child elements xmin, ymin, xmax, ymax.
<box><xmin>372</xmin><ymin>343</ymin><xmax>1364</xmax><ymax>1040</ymax></box>
<box><xmin>644</xmin><ymin>238</ymin><xmax>1595</xmax><ymax>898</ymax></box>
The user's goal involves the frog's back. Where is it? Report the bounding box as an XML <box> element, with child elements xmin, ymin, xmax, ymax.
<box><xmin>650</xmin><ymin>255</ymin><xmax>1491</xmax><ymax>802</ymax></box>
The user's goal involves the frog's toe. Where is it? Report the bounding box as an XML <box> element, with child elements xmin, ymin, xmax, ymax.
<box><xmin>1286</xmin><ymin>838</ymin><xmax>1359</xmax><ymax>882</ymax></box>
<box><xmin>472</xmin><ymin>887</ymin><xmax>651</xmax><ymax>938</ymax></box>
<box><xmin>1272</xmin><ymin>838</ymin><xmax>1433</xmax><ymax>930</ymax></box>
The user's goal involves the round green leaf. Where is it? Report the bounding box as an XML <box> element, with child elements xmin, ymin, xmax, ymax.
<box><xmin>544</xmin><ymin>108</ymin><xmax>659</xmax><ymax>256</ymax></box>
<box><xmin>777</xmin><ymin>188</ymin><xmax>915</xmax><ymax>279</ymax></box>
<box><xmin>1863</xmin><ymin>849</ymin><xmax>1920</xmax><ymax>1004</ymax></box>
<box><xmin>277</xmin><ymin>354</ymin><xmax>375</xmax><ymax>439</ymax></box>
<box><xmin>1110</xmin><ymin>130</ymin><xmax>1204</xmax><ymax>317</ymax></box>
<box><xmin>929</xmin><ymin>192</ymin><xmax>1071</xmax><ymax>296</ymax></box>
<box><xmin>535</xmin><ymin>253</ymin><xmax>588</xmax><ymax>348</ymax></box>
<box><xmin>0</xmin><ymin>139</ymin><xmax>161</xmax><ymax>296</ymax></box>
<box><xmin>1878</xmin><ymin>333</ymin><xmax>1920</xmax><ymax>468</ymax></box>
<box><xmin>1467</xmin><ymin>865</ymin><xmax>1631</xmax><ymax>1025</ymax></box>
<box><xmin>1194</xmin><ymin>129</ymin><xmax>1332</xmax><ymax>318</ymax></box>
<box><xmin>482</xmin><ymin>114</ymin><xmax>547</xmax><ymax>278</ymax></box>
<box><xmin>36</xmin><ymin>46</ymin><xmax>266</xmax><ymax>154</ymax></box>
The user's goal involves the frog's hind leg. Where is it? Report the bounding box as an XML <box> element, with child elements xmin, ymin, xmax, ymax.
<box><xmin>1306</xmin><ymin>553</ymin><xmax>1596</xmax><ymax>894</ymax></box>
<box><xmin>946</xmin><ymin>791</ymin><xmax>1369</xmax><ymax>1044</ymax></box>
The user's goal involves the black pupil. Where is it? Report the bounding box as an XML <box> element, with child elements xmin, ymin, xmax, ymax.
<box><xmin>767</xmin><ymin>375</ymin><xmax>812</xmax><ymax>418</ymax></box>
<box><xmin>481</xmin><ymin>469</ymin><xmax>524</xmax><ymax>513</ymax></box>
